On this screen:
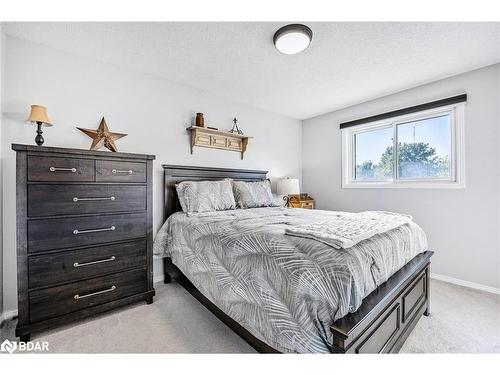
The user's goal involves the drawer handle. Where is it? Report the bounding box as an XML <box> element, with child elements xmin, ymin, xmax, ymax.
<box><xmin>49</xmin><ymin>167</ymin><xmax>77</xmax><ymax>173</ymax></box>
<box><xmin>73</xmin><ymin>226</ymin><xmax>115</xmax><ymax>235</ymax></box>
<box><xmin>112</xmin><ymin>169</ymin><xmax>133</xmax><ymax>175</ymax></box>
<box><xmin>73</xmin><ymin>196</ymin><xmax>115</xmax><ymax>202</ymax></box>
<box><xmin>74</xmin><ymin>285</ymin><xmax>116</xmax><ymax>300</ymax></box>
<box><xmin>73</xmin><ymin>256</ymin><xmax>116</xmax><ymax>268</ymax></box>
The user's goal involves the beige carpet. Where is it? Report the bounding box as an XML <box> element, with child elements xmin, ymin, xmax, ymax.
<box><xmin>1</xmin><ymin>279</ymin><xmax>499</xmax><ymax>353</ymax></box>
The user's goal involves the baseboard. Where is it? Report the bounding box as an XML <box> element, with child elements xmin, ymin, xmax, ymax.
<box><xmin>1</xmin><ymin>309</ymin><xmax>18</xmax><ymax>326</ymax></box>
<box><xmin>431</xmin><ymin>273</ymin><xmax>500</xmax><ymax>295</ymax></box>
<box><xmin>153</xmin><ymin>274</ymin><xmax>164</xmax><ymax>284</ymax></box>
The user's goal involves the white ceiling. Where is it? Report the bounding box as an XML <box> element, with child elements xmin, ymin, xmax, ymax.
<box><xmin>4</xmin><ymin>22</ymin><xmax>500</xmax><ymax>119</ymax></box>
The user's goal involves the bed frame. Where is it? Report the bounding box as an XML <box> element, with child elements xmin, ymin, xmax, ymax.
<box><xmin>162</xmin><ymin>164</ymin><xmax>433</xmax><ymax>353</ymax></box>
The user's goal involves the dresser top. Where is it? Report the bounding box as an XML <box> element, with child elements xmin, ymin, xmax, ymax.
<box><xmin>12</xmin><ymin>144</ymin><xmax>155</xmax><ymax>160</ymax></box>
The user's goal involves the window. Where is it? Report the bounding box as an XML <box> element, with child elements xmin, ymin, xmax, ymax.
<box><xmin>354</xmin><ymin>126</ymin><xmax>393</xmax><ymax>181</ymax></box>
<box><xmin>342</xmin><ymin>103</ymin><xmax>465</xmax><ymax>188</ymax></box>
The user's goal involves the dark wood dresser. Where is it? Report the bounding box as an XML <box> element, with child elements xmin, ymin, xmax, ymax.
<box><xmin>12</xmin><ymin>144</ymin><xmax>155</xmax><ymax>341</ymax></box>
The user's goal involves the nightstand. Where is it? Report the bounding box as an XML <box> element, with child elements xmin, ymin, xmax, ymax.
<box><xmin>288</xmin><ymin>194</ymin><xmax>315</xmax><ymax>209</ymax></box>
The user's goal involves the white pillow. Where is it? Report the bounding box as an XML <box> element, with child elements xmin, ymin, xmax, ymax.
<box><xmin>232</xmin><ymin>180</ymin><xmax>276</xmax><ymax>208</ymax></box>
<box><xmin>175</xmin><ymin>179</ymin><xmax>236</xmax><ymax>214</ymax></box>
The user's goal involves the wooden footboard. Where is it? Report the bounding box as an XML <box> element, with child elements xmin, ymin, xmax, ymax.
<box><xmin>330</xmin><ymin>251</ymin><xmax>433</xmax><ymax>353</ymax></box>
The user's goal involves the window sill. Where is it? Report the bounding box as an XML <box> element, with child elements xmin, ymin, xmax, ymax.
<box><xmin>342</xmin><ymin>181</ymin><xmax>465</xmax><ymax>189</ymax></box>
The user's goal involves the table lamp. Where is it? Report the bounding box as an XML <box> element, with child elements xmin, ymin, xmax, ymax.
<box><xmin>26</xmin><ymin>105</ymin><xmax>53</xmax><ymax>146</ymax></box>
<box><xmin>277</xmin><ymin>178</ymin><xmax>300</xmax><ymax>207</ymax></box>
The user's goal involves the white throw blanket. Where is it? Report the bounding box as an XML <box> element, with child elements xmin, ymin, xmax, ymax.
<box><xmin>285</xmin><ymin>211</ymin><xmax>412</xmax><ymax>249</ymax></box>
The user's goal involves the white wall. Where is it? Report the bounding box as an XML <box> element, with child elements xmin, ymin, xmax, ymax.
<box><xmin>1</xmin><ymin>36</ymin><xmax>302</xmax><ymax>312</ymax></box>
<box><xmin>303</xmin><ymin>64</ymin><xmax>500</xmax><ymax>290</ymax></box>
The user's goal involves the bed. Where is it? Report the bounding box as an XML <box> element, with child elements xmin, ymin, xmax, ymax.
<box><xmin>155</xmin><ymin>164</ymin><xmax>433</xmax><ymax>353</ymax></box>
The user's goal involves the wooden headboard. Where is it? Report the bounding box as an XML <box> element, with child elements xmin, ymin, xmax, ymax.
<box><xmin>162</xmin><ymin>164</ymin><xmax>268</xmax><ymax>220</ymax></box>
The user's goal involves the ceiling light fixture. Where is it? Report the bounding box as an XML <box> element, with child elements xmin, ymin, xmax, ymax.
<box><xmin>273</xmin><ymin>24</ymin><xmax>313</xmax><ymax>55</ymax></box>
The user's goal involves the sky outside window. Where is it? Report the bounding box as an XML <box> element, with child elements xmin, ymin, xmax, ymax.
<box><xmin>354</xmin><ymin>114</ymin><xmax>452</xmax><ymax>181</ymax></box>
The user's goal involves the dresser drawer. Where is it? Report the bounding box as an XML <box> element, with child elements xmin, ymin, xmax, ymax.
<box><xmin>28</xmin><ymin>239</ymin><xmax>147</xmax><ymax>289</ymax></box>
<box><xmin>28</xmin><ymin>212</ymin><xmax>147</xmax><ymax>253</ymax></box>
<box><xmin>95</xmin><ymin>160</ymin><xmax>146</xmax><ymax>183</ymax></box>
<box><xmin>28</xmin><ymin>156</ymin><xmax>94</xmax><ymax>182</ymax></box>
<box><xmin>28</xmin><ymin>184</ymin><xmax>146</xmax><ymax>217</ymax></box>
<box><xmin>29</xmin><ymin>268</ymin><xmax>148</xmax><ymax>323</ymax></box>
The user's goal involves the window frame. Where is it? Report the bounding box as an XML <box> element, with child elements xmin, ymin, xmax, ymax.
<box><xmin>342</xmin><ymin>102</ymin><xmax>465</xmax><ymax>189</ymax></box>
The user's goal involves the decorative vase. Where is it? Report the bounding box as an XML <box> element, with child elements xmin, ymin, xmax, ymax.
<box><xmin>196</xmin><ymin>113</ymin><xmax>205</xmax><ymax>127</ymax></box>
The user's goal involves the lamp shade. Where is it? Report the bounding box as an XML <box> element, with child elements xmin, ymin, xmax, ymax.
<box><xmin>277</xmin><ymin>178</ymin><xmax>300</xmax><ymax>196</ymax></box>
<box><xmin>27</xmin><ymin>105</ymin><xmax>53</xmax><ymax>127</ymax></box>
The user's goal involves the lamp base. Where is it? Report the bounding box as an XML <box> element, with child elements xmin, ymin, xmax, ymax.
<box><xmin>283</xmin><ymin>195</ymin><xmax>290</xmax><ymax>207</ymax></box>
<box><xmin>35</xmin><ymin>122</ymin><xmax>44</xmax><ymax>146</ymax></box>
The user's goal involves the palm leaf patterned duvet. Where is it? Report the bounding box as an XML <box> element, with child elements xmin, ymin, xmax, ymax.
<box><xmin>153</xmin><ymin>207</ymin><xmax>427</xmax><ymax>353</ymax></box>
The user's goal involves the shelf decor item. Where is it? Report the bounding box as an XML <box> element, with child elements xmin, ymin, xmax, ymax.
<box><xmin>26</xmin><ymin>105</ymin><xmax>53</xmax><ymax>146</ymax></box>
<box><xmin>277</xmin><ymin>178</ymin><xmax>300</xmax><ymax>207</ymax></box>
<box><xmin>195</xmin><ymin>113</ymin><xmax>205</xmax><ymax>127</ymax></box>
<box><xmin>77</xmin><ymin>117</ymin><xmax>127</xmax><ymax>152</ymax></box>
<box><xmin>229</xmin><ymin>117</ymin><xmax>244</xmax><ymax>135</ymax></box>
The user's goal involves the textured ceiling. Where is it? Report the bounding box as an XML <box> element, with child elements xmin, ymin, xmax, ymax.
<box><xmin>4</xmin><ymin>22</ymin><xmax>500</xmax><ymax>119</ymax></box>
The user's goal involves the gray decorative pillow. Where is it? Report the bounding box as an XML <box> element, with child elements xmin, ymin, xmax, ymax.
<box><xmin>176</xmin><ymin>179</ymin><xmax>236</xmax><ymax>214</ymax></box>
<box><xmin>232</xmin><ymin>180</ymin><xmax>276</xmax><ymax>208</ymax></box>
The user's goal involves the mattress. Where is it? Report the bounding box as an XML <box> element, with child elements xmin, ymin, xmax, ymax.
<box><xmin>153</xmin><ymin>207</ymin><xmax>428</xmax><ymax>353</ymax></box>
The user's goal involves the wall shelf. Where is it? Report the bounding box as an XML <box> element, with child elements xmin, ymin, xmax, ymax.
<box><xmin>186</xmin><ymin>126</ymin><xmax>253</xmax><ymax>160</ymax></box>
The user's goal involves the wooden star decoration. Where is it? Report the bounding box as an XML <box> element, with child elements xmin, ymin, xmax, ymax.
<box><xmin>77</xmin><ymin>117</ymin><xmax>127</xmax><ymax>152</ymax></box>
